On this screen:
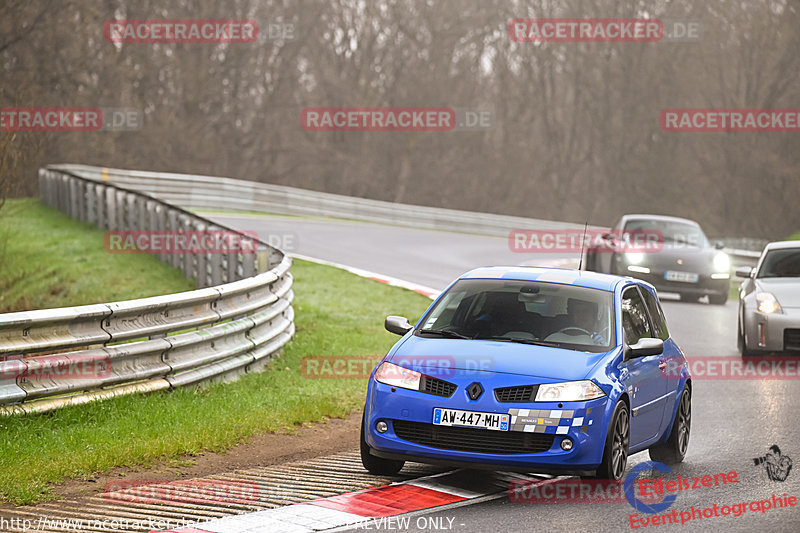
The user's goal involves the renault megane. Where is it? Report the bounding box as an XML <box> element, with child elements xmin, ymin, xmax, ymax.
<box><xmin>361</xmin><ymin>267</ymin><xmax>692</xmax><ymax>480</ymax></box>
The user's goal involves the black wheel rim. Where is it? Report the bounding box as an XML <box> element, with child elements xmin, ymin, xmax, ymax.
<box><xmin>611</xmin><ymin>409</ymin><xmax>629</xmax><ymax>479</ymax></box>
<box><xmin>677</xmin><ymin>391</ymin><xmax>691</xmax><ymax>455</ymax></box>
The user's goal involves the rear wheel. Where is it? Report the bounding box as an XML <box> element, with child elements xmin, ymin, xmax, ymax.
<box><xmin>649</xmin><ymin>385</ymin><xmax>691</xmax><ymax>464</ymax></box>
<box><xmin>360</xmin><ymin>414</ymin><xmax>404</xmax><ymax>475</ymax></box>
<box><xmin>594</xmin><ymin>401</ymin><xmax>630</xmax><ymax>480</ymax></box>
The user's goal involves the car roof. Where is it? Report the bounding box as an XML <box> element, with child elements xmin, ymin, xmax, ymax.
<box><xmin>764</xmin><ymin>240</ymin><xmax>800</xmax><ymax>251</ymax></box>
<box><xmin>621</xmin><ymin>213</ymin><xmax>700</xmax><ymax>226</ymax></box>
<box><xmin>458</xmin><ymin>266</ymin><xmax>626</xmax><ymax>291</ymax></box>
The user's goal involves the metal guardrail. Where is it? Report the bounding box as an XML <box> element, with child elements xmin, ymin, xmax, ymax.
<box><xmin>49</xmin><ymin>164</ymin><xmax>763</xmax><ymax>268</ymax></box>
<box><xmin>48</xmin><ymin>164</ymin><xmax>591</xmax><ymax>235</ymax></box>
<box><xmin>0</xmin><ymin>168</ymin><xmax>294</xmax><ymax>415</ymax></box>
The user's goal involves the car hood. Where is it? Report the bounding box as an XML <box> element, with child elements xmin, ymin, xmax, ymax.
<box><xmin>641</xmin><ymin>244</ymin><xmax>718</xmax><ymax>273</ymax></box>
<box><xmin>389</xmin><ymin>336</ymin><xmax>612</xmax><ymax>382</ymax></box>
<box><xmin>755</xmin><ymin>278</ymin><xmax>800</xmax><ymax>308</ymax></box>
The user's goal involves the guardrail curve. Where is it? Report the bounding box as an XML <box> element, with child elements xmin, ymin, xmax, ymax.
<box><xmin>0</xmin><ymin>167</ymin><xmax>295</xmax><ymax>415</ymax></box>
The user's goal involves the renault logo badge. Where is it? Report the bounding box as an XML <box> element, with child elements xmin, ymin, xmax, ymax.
<box><xmin>466</xmin><ymin>382</ymin><xmax>483</xmax><ymax>400</ymax></box>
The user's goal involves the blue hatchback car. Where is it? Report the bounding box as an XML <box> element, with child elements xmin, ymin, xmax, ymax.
<box><xmin>361</xmin><ymin>267</ymin><xmax>692</xmax><ymax>480</ymax></box>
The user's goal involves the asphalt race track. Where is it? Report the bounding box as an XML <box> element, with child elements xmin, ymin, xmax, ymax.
<box><xmin>210</xmin><ymin>213</ymin><xmax>800</xmax><ymax>533</ymax></box>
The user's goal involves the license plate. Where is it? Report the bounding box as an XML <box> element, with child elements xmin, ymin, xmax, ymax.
<box><xmin>433</xmin><ymin>408</ymin><xmax>509</xmax><ymax>431</ymax></box>
<box><xmin>665</xmin><ymin>270</ymin><xmax>699</xmax><ymax>283</ymax></box>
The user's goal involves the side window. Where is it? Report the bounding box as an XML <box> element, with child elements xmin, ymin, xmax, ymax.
<box><xmin>621</xmin><ymin>287</ymin><xmax>652</xmax><ymax>345</ymax></box>
<box><xmin>640</xmin><ymin>287</ymin><xmax>669</xmax><ymax>341</ymax></box>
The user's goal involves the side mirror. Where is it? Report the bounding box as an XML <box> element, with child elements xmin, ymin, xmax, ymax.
<box><xmin>385</xmin><ymin>315</ymin><xmax>412</xmax><ymax>336</ymax></box>
<box><xmin>735</xmin><ymin>266</ymin><xmax>754</xmax><ymax>279</ymax></box>
<box><xmin>714</xmin><ymin>241</ymin><xmax>725</xmax><ymax>250</ymax></box>
<box><xmin>625</xmin><ymin>338</ymin><xmax>664</xmax><ymax>360</ymax></box>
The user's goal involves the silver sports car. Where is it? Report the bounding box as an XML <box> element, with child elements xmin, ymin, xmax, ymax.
<box><xmin>737</xmin><ymin>241</ymin><xmax>800</xmax><ymax>355</ymax></box>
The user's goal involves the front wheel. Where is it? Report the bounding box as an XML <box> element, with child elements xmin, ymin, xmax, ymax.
<box><xmin>360</xmin><ymin>414</ymin><xmax>404</xmax><ymax>475</ymax></box>
<box><xmin>738</xmin><ymin>317</ymin><xmax>756</xmax><ymax>357</ymax></box>
<box><xmin>709</xmin><ymin>292</ymin><xmax>728</xmax><ymax>305</ymax></box>
<box><xmin>594</xmin><ymin>401</ymin><xmax>630</xmax><ymax>480</ymax></box>
<box><xmin>649</xmin><ymin>385</ymin><xmax>691</xmax><ymax>464</ymax></box>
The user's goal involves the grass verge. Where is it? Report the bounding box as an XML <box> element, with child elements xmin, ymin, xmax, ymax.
<box><xmin>0</xmin><ymin>199</ymin><xmax>194</xmax><ymax>312</ymax></box>
<box><xmin>0</xmin><ymin>255</ymin><xmax>431</xmax><ymax>504</ymax></box>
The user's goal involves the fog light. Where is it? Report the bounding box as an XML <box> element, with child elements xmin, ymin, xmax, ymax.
<box><xmin>561</xmin><ymin>438</ymin><xmax>573</xmax><ymax>451</ymax></box>
<box><xmin>376</xmin><ymin>421</ymin><xmax>388</xmax><ymax>433</ymax></box>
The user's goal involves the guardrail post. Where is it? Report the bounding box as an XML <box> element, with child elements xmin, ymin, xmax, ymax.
<box><xmin>226</xmin><ymin>251</ymin><xmax>238</xmax><ymax>282</ymax></box>
<box><xmin>115</xmin><ymin>190</ymin><xmax>126</xmax><ymax>231</ymax></box>
<box><xmin>193</xmin><ymin>220</ymin><xmax>209</xmax><ymax>287</ymax></box>
<box><xmin>68</xmin><ymin>179</ymin><xmax>80</xmax><ymax>220</ymax></box>
<box><xmin>177</xmin><ymin>213</ymin><xmax>193</xmax><ymax>279</ymax></box>
<box><xmin>93</xmin><ymin>184</ymin><xmax>104</xmax><ymax>229</ymax></box>
<box><xmin>86</xmin><ymin>182</ymin><xmax>97</xmax><ymax>225</ymax></box>
<box><xmin>104</xmin><ymin>187</ymin><xmax>116</xmax><ymax>231</ymax></box>
<box><xmin>166</xmin><ymin>209</ymin><xmax>180</xmax><ymax>268</ymax></box>
<box><xmin>209</xmin><ymin>249</ymin><xmax>224</xmax><ymax>286</ymax></box>
<box><xmin>77</xmin><ymin>180</ymin><xmax>89</xmax><ymax>223</ymax></box>
<box><xmin>37</xmin><ymin>170</ymin><xmax>50</xmax><ymax>208</ymax></box>
<box><xmin>123</xmin><ymin>192</ymin><xmax>136</xmax><ymax>231</ymax></box>
<box><xmin>155</xmin><ymin>204</ymin><xmax>167</xmax><ymax>264</ymax></box>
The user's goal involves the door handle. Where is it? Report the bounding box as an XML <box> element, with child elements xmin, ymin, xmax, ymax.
<box><xmin>658</xmin><ymin>362</ymin><xmax>667</xmax><ymax>370</ymax></box>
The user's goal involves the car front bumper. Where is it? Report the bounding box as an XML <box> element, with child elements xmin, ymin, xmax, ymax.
<box><xmin>621</xmin><ymin>266</ymin><xmax>729</xmax><ymax>297</ymax></box>
<box><xmin>364</xmin><ymin>379</ymin><xmax>613</xmax><ymax>472</ymax></box>
<box><xmin>742</xmin><ymin>306</ymin><xmax>800</xmax><ymax>353</ymax></box>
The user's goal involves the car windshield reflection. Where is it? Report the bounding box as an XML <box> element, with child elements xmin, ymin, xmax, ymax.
<box><xmin>416</xmin><ymin>279</ymin><xmax>615</xmax><ymax>353</ymax></box>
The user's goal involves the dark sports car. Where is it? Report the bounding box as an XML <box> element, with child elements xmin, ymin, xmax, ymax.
<box><xmin>584</xmin><ymin>214</ymin><xmax>730</xmax><ymax>305</ymax></box>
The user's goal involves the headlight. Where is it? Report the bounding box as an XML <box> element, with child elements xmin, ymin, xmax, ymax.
<box><xmin>756</xmin><ymin>292</ymin><xmax>782</xmax><ymax>314</ymax></box>
<box><xmin>625</xmin><ymin>252</ymin><xmax>644</xmax><ymax>265</ymax></box>
<box><xmin>374</xmin><ymin>362</ymin><xmax>422</xmax><ymax>391</ymax></box>
<box><xmin>535</xmin><ymin>380</ymin><xmax>606</xmax><ymax>402</ymax></box>
<box><xmin>713</xmin><ymin>252</ymin><xmax>730</xmax><ymax>273</ymax></box>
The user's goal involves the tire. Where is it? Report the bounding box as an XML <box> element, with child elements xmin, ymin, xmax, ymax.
<box><xmin>594</xmin><ymin>401</ymin><xmax>630</xmax><ymax>480</ymax></box>
<box><xmin>709</xmin><ymin>292</ymin><xmax>728</xmax><ymax>305</ymax></box>
<box><xmin>649</xmin><ymin>385</ymin><xmax>691</xmax><ymax>465</ymax></box>
<box><xmin>360</xmin><ymin>414</ymin><xmax>404</xmax><ymax>475</ymax></box>
<box><xmin>679</xmin><ymin>293</ymin><xmax>701</xmax><ymax>303</ymax></box>
<box><xmin>738</xmin><ymin>315</ymin><xmax>756</xmax><ymax>357</ymax></box>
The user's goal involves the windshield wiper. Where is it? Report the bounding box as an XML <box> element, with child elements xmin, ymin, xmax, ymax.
<box><xmin>418</xmin><ymin>328</ymin><xmax>473</xmax><ymax>340</ymax></box>
<box><xmin>474</xmin><ymin>336</ymin><xmax>559</xmax><ymax>347</ymax></box>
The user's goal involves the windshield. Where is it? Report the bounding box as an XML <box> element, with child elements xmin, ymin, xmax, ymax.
<box><xmin>623</xmin><ymin>220</ymin><xmax>709</xmax><ymax>248</ymax></box>
<box><xmin>758</xmin><ymin>248</ymin><xmax>800</xmax><ymax>278</ymax></box>
<box><xmin>417</xmin><ymin>279</ymin><xmax>615</xmax><ymax>352</ymax></box>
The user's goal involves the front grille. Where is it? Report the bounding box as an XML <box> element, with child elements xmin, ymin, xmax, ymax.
<box><xmin>392</xmin><ymin>420</ymin><xmax>555</xmax><ymax>454</ymax></box>
<box><xmin>494</xmin><ymin>385</ymin><xmax>538</xmax><ymax>402</ymax></box>
<box><xmin>421</xmin><ymin>376</ymin><xmax>457</xmax><ymax>397</ymax></box>
<box><xmin>785</xmin><ymin>329</ymin><xmax>800</xmax><ymax>351</ymax></box>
